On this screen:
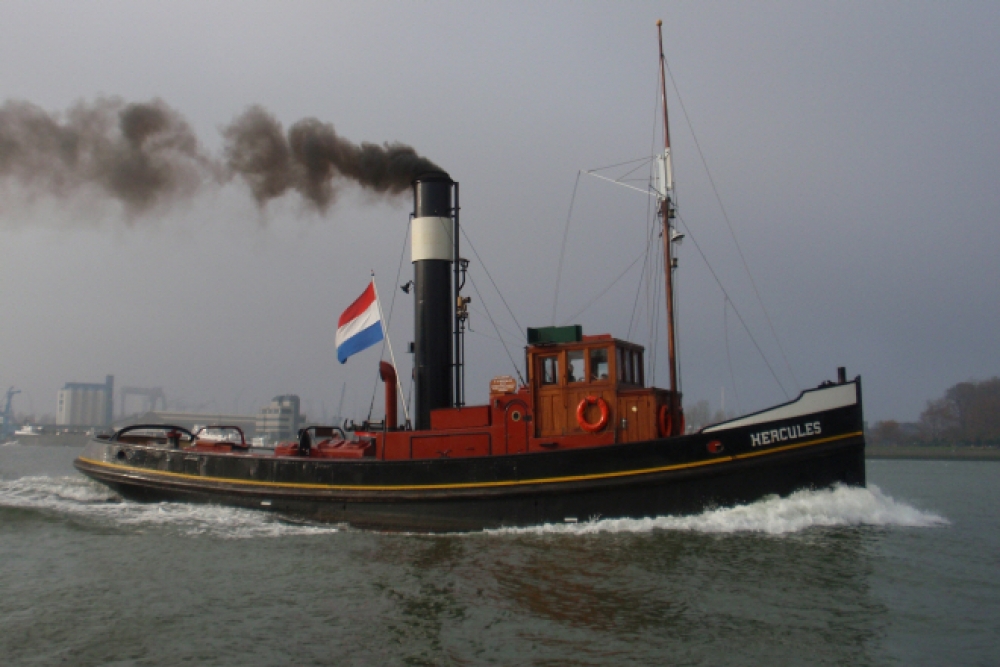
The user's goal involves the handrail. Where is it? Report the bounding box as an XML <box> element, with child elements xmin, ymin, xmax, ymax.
<box><xmin>111</xmin><ymin>424</ymin><xmax>194</xmax><ymax>442</ymax></box>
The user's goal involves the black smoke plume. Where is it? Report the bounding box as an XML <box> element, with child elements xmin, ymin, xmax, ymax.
<box><xmin>222</xmin><ymin>105</ymin><xmax>441</xmax><ymax>211</ymax></box>
<box><xmin>0</xmin><ymin>98</ymin><xmax>440</xmax><ymax>216</ymax></box>
<box><xmin>0</xmin><ymin>98</ymin><xmax>215</xmax><ymax>215</ymax></box>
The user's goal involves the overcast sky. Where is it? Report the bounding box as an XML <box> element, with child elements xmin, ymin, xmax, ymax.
<box><xmin>1</xmin><ymin>1</ymin><xmax>997</xmax><ymax>425</ymax></box>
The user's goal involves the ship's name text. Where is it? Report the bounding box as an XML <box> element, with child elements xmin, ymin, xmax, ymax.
<box><xmin>750</xmin><ymin>421</ymin><xmax>821</xmax><ymax>447</ymax></box>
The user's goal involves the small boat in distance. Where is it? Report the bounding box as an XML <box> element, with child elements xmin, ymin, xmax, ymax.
<box><xmin>74</xmin><ymin>22</ymin><xmax>865</xmax><ymax>531</ymax></box>
<box><xmin>14</xmin><ymin>424</ymin><xmax>42</xmax><ymax>437</ymax></box>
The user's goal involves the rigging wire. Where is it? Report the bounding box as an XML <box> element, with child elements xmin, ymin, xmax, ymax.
<box><xmin>368</xmin><ymin>218</ymin><xmax>412</xmax><ymax>422</ymax></box>
<box><xmin>642</xmin><ymin>65</ymin><xmax>666</xmax><ymax>389</ymax></box>
<box><xmin>649</xmin><ymin>229</ymin><xmax>664</xmax><ymax>388</ymax></box>
<box><xmin>663</xmin><ymin>55</ymin><xmax>801</xmax><ymax>393</ymax></box>
<box><xmin>466</xmin><ymin>326</ymin><xmax>515</xmax><ymax>347</ymax></box>
<box><xmin>552</xmin><ymin>171</ymin><xmax>581</xmax><ymax>325</ymax></box>
<box><xmin>582</xmin><ymin>170</ymin><xmax>655</xmax><ymax>197</ymax></box>
<box><xmin>544</xmin><ymin>55</ymin><xmax>796</xmax><ymax>403</ymax></box>
<box><xmin>724</xmin><ymin>295</ymin><xmax>743</xmax><ymax>415</ymax></box>
<box><xmin>467</xmin><ymin>271</ymin><xmax>525</xmax><ymax>384</ymax></box>
<box><xmin>460</xmin><ymin>226</ymin><xmax>525</xmax><ymax>340</ymax></box>
<box><xmin>586</xmin><ymin>155</ymin><xmax>656</xmax><ymax>173</ymax></box>
<box><xmin>558</xmin><ymin>250</ymin><xmax>647</xmax><ymax>326</ymax></box>
<box><xmin>615</xmin><ymin>158</ymin><xmax>657</xmax><ymax>184</ymax></box>
<box><xmin>646</xmin><ymin>73</ymin><xmax>665</xmax><ymax>389</ymax></box>
<box><xmin>466</xmin><ymin>323</ymin><xmax>526</xmax><ymax>353</ymax></box>
<box><xmin>628</xmin><ymin>75</ymin><xmax>662</xmax><ymax>344</ymax></box>
<box><xmin>676</xmin><ymin>212</ymin><xmax>789</xmax><ymax>398</ymax></box>
<box><xmin>626</xmin><ymin>195</ymin><xmax>656</xmax><ymax>341</ymax></box>
<box><xmin>468</xmin><ymin>304</ymin><xmax>523</xmax><ymax>343</ymax></box>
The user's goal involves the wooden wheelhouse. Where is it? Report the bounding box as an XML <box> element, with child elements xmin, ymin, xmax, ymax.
<box><xmin>527</xmin><ymin>334</ymin><xmax>668</xmax><ymax>444</ymax></box>
<box><xmin>526</xmin><ymin>327</ymin><xmax>677</xmax><ymax>445</ymax></box>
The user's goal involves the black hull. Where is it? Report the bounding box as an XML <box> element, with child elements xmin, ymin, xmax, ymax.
<box><xmin>78</xmin><ymin>438</ymin><xmax>863</xmax><ymax>532</ymax></box>
<box><xmin>74</xmin><ymin>384</ymin><xmax>865</xmax><ymax>532</ymax></box>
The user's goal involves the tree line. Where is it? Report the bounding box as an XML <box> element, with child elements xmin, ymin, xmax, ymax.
<box><xmin>870</xmin><ymin>377</ymin><xmax>1000</xmax><ymax>446</ymax></box>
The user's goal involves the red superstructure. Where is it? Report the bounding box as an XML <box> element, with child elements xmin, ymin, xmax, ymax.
<box><xmin>281</xmin><ymin>331</ymin><xmax>680</xmax><ymax>461</ymax></box>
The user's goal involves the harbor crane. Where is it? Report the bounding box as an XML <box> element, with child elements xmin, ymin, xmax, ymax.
<box><xmin>2</xmin><ymin>387</ymin><xmax>20</xmax><ymax>439</ymax></box>
<box><xmin>119</xmin><ymin>386</ymin><xmax>167</xmax><ymax>418</ymax></box>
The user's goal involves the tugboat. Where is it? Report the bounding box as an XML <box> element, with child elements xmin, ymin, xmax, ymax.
<box><xmin>74</xmin><ymin>23</ymin><xmax>865</xmax><ymax>531</ymax></box>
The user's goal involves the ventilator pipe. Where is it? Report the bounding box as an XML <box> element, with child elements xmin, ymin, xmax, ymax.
<box><xmin>379</xmin><ymin>361</ymin><xmax>398</xmax><ymax>431</ymax></box>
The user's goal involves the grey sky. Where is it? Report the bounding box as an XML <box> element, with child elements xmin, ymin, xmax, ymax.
<box><xmin>1</xmin><ymin>1</ymin><xmax>997</xmax><ymax>425</ymax></box>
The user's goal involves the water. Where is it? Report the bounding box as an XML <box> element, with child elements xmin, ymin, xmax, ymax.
<box><xmin>1</xmin><ymin>444</ymin><xmax>997</xmax><ymax>666</ymax></box>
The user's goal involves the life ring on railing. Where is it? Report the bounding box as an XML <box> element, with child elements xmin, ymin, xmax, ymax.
<box><xmin>658</xmin><ymin>405</ymin><xmax>686</xmax><ymax>437</ymax></box>
<box><xmin>576</xmin><ymin>396</ymin><xmax>610</xmax><ymax>433</ymax></box>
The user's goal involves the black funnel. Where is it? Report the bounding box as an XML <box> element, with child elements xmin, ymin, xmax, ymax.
<box><xmin>411</xmin><ymin>172</ymin><xmax>453</xmax><ymax>429</ymax></box>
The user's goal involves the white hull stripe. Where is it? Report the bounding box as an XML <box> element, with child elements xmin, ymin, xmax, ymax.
<box><xmin>703</xmin><ymin>382</ymin><xmax>857</xmax><ymax>433</ymax></box>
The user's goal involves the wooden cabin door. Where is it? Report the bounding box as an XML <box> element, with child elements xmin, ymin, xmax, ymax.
<box><xmin>504</xmin><ymin>400</ymin><xmax>529</xmax><ymax>454</ymax></box>
<box><xmin>617</xmin><ymin>393</ymin><xmax>657</xmax><ymax>443</ymax></box>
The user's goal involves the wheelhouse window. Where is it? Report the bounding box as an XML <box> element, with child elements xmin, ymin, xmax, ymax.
<box><xmin>615</xmin><ymin>346</ymin><xmax>644</xmax><ymax>386</ymax></box>
<box><xmin>567</xmin><ymin>350</ymin><xmax>585</xmax><ymax>383</ymax></box>
<box><xmin>631</xmin><ymin>350</ymin><xmax>644</xmax><ymax>386</ymax></box>
<box><xmin>541</xmin><ymin>356</ymin><xmax>560</xmax><ymax>385</ymax></box>
<box><xmin>590</xmin><ymin>347</ymin><xmax>609</xmax><ymax>381</ymax></box>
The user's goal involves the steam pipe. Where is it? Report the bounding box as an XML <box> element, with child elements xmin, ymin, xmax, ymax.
<box><xmin>453</xmin><ymin>182</ymin><xmax>464</xmax><ymax>408</ymax></box>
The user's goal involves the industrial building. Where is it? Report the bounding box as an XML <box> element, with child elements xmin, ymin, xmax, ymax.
<box><xmin>255</xmin><ymin>395</ymin><xmax>302</xmax><ymax>442</ymax></box>
<box><xmin>56</xmin><ymin>376</ymin><xmax>114</xmax><ymax>427</ymax></box>
<box><xmin>52</xmin><ymin>380</ymin><xmax>304</xmax><ymax>444</ymax></box>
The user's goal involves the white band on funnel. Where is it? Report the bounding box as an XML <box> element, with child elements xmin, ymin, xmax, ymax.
<box><xmin>412</xmin><ymin>216</ymin><xmax>453</xmax><ymax>262</ymax></box>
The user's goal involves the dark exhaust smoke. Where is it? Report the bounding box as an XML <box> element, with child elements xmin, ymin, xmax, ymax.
<box><xmin>0</xmin><ymin>98</ymin><xmax>440</xmax><ymax>216</ymax></box>
<box><xmin>222</xmin><ymin>106</ymin><xmax>440</xmax><ymax>212</ymax></box>
<box><xmin>0</xmin><ymin>98</ymin><xmax>213</xmax><ymax>215</ymax></box>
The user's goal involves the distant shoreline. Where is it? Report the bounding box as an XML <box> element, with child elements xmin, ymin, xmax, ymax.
<box><xmin>866</xmin><ymin>445</ymin><xmax>1000</xmax><ymax>461</ymax></box>
<box><xmin>1</xmin><ymin>434</ymin><xmax>90</xmax><ymax>447</ymax></box>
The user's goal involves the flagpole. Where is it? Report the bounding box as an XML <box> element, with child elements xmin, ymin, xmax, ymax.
<box><xmin>371</xmin><ymin>272</ymin><xmax>410</xmax><ymax>426</ymax></box>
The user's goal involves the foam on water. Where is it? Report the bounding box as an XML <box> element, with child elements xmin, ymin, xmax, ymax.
<box><xmin>487</xmin><ymin>484</ymin><xmax>949</xmax><ymax>536</ymax></box>
<box><xmin>0</xmin><ymin>475</ymin><xmax>339</xmax><ymax>539</ymax></box>
<box><xmin>0</xmin><ymin>474</ymin><xmax>950</xmax><ymax>539</ymax></box>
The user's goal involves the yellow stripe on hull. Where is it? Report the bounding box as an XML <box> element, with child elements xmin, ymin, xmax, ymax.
<box><xmin>77</xmin><ymin>431</ymin><xmax>863</xmax><ymax>493</ymax></box>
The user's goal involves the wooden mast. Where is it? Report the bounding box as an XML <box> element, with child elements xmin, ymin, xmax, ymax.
<box><xmin>657</xmin><ymin>19</ymin><xmax>681</xmax><ymax>435</ymax></box>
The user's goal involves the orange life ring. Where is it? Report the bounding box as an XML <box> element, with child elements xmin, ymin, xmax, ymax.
<box><xmin>658</xmin><ymin>405</ymin><xmax>671</xmax><ymax>436</ymax></box>
<box><xmin>576</xmin><ymin>396</ymin><xmax>610</xmax><ymax>433</ymax></box>
<box><xmin>658</xmin><ymin>405</ymin><xmax>686</xmax><ymax>437</ymax></box>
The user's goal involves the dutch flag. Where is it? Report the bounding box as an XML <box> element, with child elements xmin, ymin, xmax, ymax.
<box><xmin>335</xmin><ymin>281</ymin><xmax>384</xmax><ymax>364</ymax></box>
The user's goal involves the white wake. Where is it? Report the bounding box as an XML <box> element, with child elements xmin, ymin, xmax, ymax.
<box><xmin>1</xmin><ymin>475</ymin><xmax>949</xmax><ymax>538</ymax></box>
<box><xmin>488</xmin><ymin>484</ymin><xmax>949</xmax><ymax>536</ymax></box>
<box><xmin>0</xmin><ymin>475</ymin><xmax>339</xmax><ymax>539</ymax></box>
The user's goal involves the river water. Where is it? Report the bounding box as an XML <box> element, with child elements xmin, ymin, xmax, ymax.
<box><xmin>1</xmin><ymin>443</ymin><xmax>996</xmax><ymax>666</ymax></box>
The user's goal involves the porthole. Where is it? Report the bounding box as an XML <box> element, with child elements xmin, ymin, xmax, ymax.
<box><xmin>511</xmin><ymin>411</ymin><xmax>522</xmax><ymax>422</ymax></box>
